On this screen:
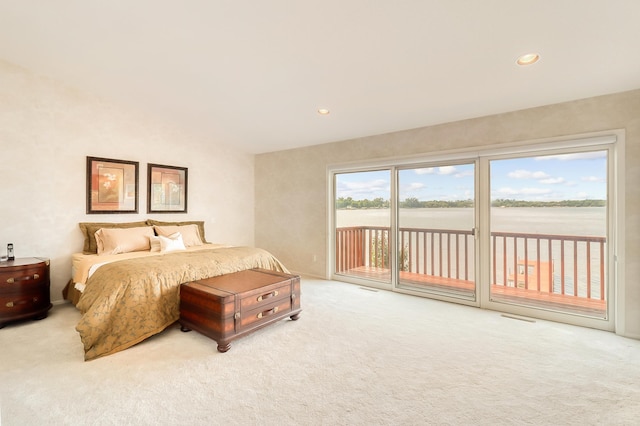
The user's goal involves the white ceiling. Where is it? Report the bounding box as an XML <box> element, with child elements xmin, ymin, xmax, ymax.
<box><xmin>1</xmin><ymin>1</ymin><xmax>639</xmax><ymax>154</ymax></box>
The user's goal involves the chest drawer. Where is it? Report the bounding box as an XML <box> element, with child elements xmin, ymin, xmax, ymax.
<box><xmin>238</xmin><ymin>296</ymin><xmax>293</xmax><ymax>329</ymax></box>
<box><xmin>239</xmin><ymin>282</ymin><xmax>291</xmax><ymax>312</ymax></box>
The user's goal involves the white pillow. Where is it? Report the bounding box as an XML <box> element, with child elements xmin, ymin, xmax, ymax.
<box><xmin>153</xmin><ymin>224</ymin><xmax>203</xmax><ymax>247</ymax></box>
<box><xmin>95</xmin><ymin>226</ymin><xmax>155</xmax><ymax>255</ymax></box>
<box><xmin>158</xmin><ymin>232</ymin><xmax>186</xmax><ymax>253</ymax></box>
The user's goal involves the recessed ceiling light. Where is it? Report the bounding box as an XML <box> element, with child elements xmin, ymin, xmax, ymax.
<box><xmin>517</xmin><ymin>53</ymin><xmax>540</xmax><ymax>66</ymax></box>
<box><xmin>317</xmin><ymin>108</ymin><xmax>330</xmax><ymax>115</ymax></box>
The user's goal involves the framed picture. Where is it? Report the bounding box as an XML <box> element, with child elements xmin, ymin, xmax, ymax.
<box><xmin>86</xmin><ymin>156</ymin><xmax>139</xmax><ymax>214</ymax></box>
<box><xmin>147</xmin><ymin>163</ymin><xmax>188</xmax><ymax>213</ymax></box>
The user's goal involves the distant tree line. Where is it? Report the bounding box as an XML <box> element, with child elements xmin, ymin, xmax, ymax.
<box><xmin>336</xmin><ymin>197</ymin><xmax>605</xmax><ymax>209</ymax></box>
<box><xmin>491</xmin><ymin>199</ymin><xmax>605</xmax><ymax>208</ymax></box>
<box><xmin>401</xmin><ymin>197</ymin><xmax>474</xmax><ymax>208</ymax></box>
<box><xmin>335</xmin><ymin>197</ymin><xmax>390</xmax><ymax>209</ymax></box>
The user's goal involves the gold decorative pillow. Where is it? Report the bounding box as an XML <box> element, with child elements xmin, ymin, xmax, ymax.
<box><xmin>95</xmin><ymin>226</ymin><xmax>155</xmax><ymax>256</ymax></box>
<box><xmin>79</xmin><ymin>221</ymin><xmax>148</xmax><ymax>254</ymax></box>
<box><xmin>150</xmin><ymin>235</ymin><xmax>162</xmax><ymax>252</ymax></box>
<box><xmin>146</xmin><ymin>220</ymin><xmax>207</xmax><ymax>243</ymax></box>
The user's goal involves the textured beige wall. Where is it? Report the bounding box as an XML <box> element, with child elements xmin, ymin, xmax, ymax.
<box><xmin>255</xmin><ymin>89</ymin><xmax>640</xmax><ymax>338</ymax></box>
<box><xmin>0</xmin><ymin>60</ymin><xmax>255</xmax><ymax>303</ymax></box>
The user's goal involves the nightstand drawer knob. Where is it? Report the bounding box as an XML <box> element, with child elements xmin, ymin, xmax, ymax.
<box><xmin>5</xmin><ymin>298</ymin><xmax>36</xmax><ymax>308</ymax></box>
<box><xmin>5</xmin><ymin>273</ymin><xmax>41</xmax><ymax>284</ymax></box>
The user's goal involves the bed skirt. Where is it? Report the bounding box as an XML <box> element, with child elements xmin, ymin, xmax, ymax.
<box><xmin>62</xmin><ymin>279</ymin><xmax>82</xmax><ymax>306</ymax></box>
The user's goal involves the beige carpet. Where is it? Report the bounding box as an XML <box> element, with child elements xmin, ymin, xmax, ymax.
<box><xmin>1</xmin><ymin>277</ymin><xmax>639</xmax><ymax>425</ymax></box>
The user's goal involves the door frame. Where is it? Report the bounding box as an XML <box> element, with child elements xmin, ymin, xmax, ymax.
<box><xmin>477</xmin><ymin>137</ymin><xmax>620</xmax><ymax>331</ymax></box>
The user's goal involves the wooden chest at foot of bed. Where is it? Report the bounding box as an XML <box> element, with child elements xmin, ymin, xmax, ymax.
<box><xmin>179</xmin><ymin>268</ymin><xmax>301</xmax><ymax>352</ymax></box>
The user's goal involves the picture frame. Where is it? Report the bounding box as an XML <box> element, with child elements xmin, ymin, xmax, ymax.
<box><xmin>86</xmin><ymin>156</ymin><xmax>139</xmax><ymax>214</ymax></box>
<box><xmin>147</xmin><ymin>163</ymin><xmax>188</xmax><ymax>213</ymax></box>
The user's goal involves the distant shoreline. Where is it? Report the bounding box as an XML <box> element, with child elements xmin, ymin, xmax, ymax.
<box><xmin>336</xmin><ymin>198</ymin><xmax>605</xmax><ymax>209</ymax></box>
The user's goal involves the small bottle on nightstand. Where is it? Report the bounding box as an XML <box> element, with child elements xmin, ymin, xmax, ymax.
<box><xmin>7</xmin><ymin>243</ymin><xmax>15</xmax><ymax>261</ymax></box>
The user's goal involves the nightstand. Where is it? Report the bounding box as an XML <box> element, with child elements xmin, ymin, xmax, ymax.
<box><xmin>0</xmin><ymin>257</ymin><xmax>52</xmax><ymax>328</ymax></box>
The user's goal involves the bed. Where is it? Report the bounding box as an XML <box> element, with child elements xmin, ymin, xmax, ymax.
<box><xmin>64</xmin><ymin>220</ymin><xmax>289</xmax><ymax>361</ymax></box>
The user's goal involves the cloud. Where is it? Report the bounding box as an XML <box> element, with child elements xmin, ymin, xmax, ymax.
<box><xmin>539</xmin><ymin>177</ymin><xmax>565</xmax><ymax>184</ymax></box>
<box><xmin>454</xmin><ymin>170</ymin><xmax>473</xmax><ymax>178</ymax></box>
<box><xmin>438</xmin><ymin>166</ymin><xmax>456</xmax><ymax>175</ymax></box>
<box><xmin>414</xmin><ymin>168</ymin><xmax>434</xmax><ymax>175</ymax></box>
<box><xmin>496</xmin><ymin>187</ymin><xmax>518</xmax><ymax>195</ymax></box>
<box><xmin>414</xmin><ymin>167</ymin><xmax>457</xmax><ymax>175</ymax></box>
<box><xmin>582</xmin><ymin>176</ymin><xmax>604</xmax><ymax>182</ymax></box>
<box><xmin>508</xmin><ymin>169</ymin><xmax>550</xmax><ymax>179</ymax></box>
<box><xmin>336</xmin><ymin>179</ymin><xmax>389</xmax><ymax>198</ymax></box>
<box><xmin>496</xmin><ymin>187</ymin><xmax>552</xmax><ymax>196</ymax></box>
<box><xmin>535</xmin><ymin>151</ymin><xmax>607</xmax><ymax>161</ymax></box>
<box><xmin>521</xmin><ymin>187</ymin><xmax>553</xmax><ymax>195</ymax></box>
<box><xmin>415</xmin><ymin>166</ymin><xmax>469</xmax><ymax>178</ymax></box>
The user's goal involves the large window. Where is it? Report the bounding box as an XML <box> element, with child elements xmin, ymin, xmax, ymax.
<box><xmin>330</xmin><ymin>135</ymin><xmax>618</xmax><ymax>330</ymax></box>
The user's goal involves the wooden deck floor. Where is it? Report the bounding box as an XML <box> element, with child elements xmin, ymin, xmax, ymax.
<box><xmin>340</xmin><ymin>266</ymin><xmax>606</xmax><ymax>317</ymax></box>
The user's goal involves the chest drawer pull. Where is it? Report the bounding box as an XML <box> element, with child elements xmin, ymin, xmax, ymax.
<box><xmin>257</xmin><ymin>290</ymin><xmax>278</xmax><ymax>302</ymax></box>
<box><xmin>257</xmin><ymin>306</ymin><xmax>279</xmax><ymax>319</ymax></box>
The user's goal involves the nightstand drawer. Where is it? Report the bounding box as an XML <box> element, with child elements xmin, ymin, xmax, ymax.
<box><xmin>0</xmin><ymin>265</ymin><xmax>46</xmax><ymax>285</ymax></box>
<box><xmin>0</xmin><ymin>257</ymin><xmax>51</xmax><ymax>328</ymax></box>
<box><xmin>0</xmin><ymin>292</ymin><xmax>48</xmax><ymax>315</ymax></box>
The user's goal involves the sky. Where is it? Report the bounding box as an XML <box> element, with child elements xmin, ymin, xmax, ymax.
<box><xmin>335</xmin><ymin>150</ymin><xmax>607</xmax><ymax>202</ymax></box>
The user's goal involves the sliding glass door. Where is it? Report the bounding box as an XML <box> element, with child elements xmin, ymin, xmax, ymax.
<box><xmin>331</xmin><ymin>135</ymin><xmax>616</xmax><ymax>328</ymax></box>
<box><xmin>397</xmin><ymin>163</ymin><xmax>476</xmax><ymax>300</ymax></box>
<box><xmin>334</xmin><ymin>170</ymin><xmax>391</xmax><ymax>284</ymax></box>
<box><xmin>488</xmin><ymin>150</ymin><xmax>609</xmax><ymax>318</ymax></box>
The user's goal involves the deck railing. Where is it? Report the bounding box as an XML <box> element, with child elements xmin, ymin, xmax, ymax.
<box><xmin>336</xmin><ymin>226</ymin><xmax>606</xmax><ymax>302</ymax></box>
<box><xmin>335</xmin><ymin>226</ymin><xmax>390</xmax><ymax>273</ymax></box>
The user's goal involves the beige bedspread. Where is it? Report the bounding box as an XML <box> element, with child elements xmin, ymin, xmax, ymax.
<box><xmin>75</xmin><ymin>246</ymin><xmax>288</xmax><ymax>361</ymax></box>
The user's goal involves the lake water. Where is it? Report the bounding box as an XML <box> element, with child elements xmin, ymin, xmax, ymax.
<box><xmin>337</xmin><ymin>207</ymin><xmax>606</xmax><ymax>237</ymax></box>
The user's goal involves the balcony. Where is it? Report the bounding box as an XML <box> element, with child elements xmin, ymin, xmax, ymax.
<box><xmin>335</xmin><ymin>226</ymin><xmax>607</xmax><ymax>317</ymax></box>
